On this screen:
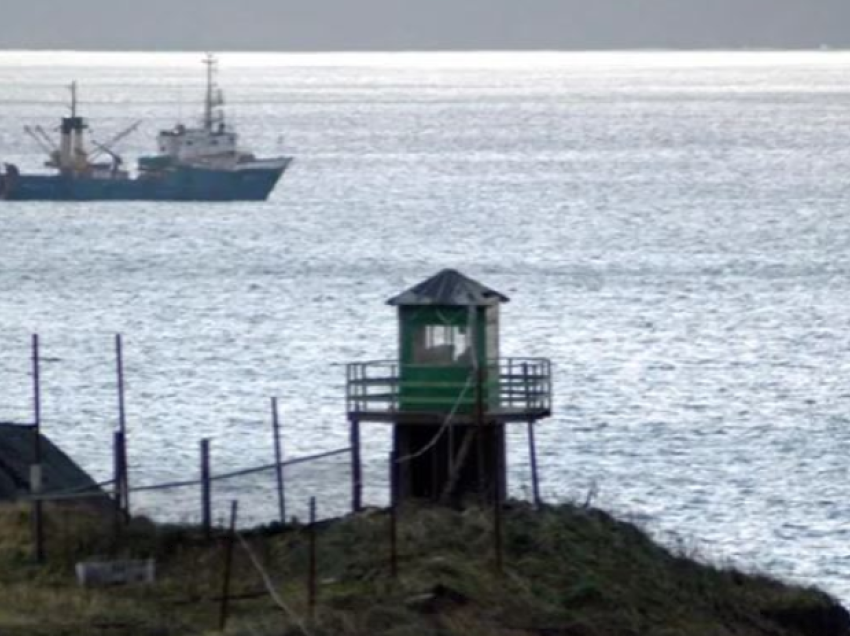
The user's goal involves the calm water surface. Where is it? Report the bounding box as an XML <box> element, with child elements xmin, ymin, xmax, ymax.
<box><xmin>1</xmin><ymin>51</ymin><xmax>850</xmax><ymax>600</ymax></box>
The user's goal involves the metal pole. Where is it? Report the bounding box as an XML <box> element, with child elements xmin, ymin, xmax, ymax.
<box><xmin>447</xmin><ymin>408</ymin><xmax>455</xmax><ymax>494</ymax></box>
<box><xmin>475</xmin><ymin>364</ymin><xmax>487</xmax><ymax>499</ymax></box>
<box><xmin>201</xmin><ymin>439</ymin><xmax>212</xmax><ymax>539</ymax></box>
<box><xmin>389</xmin><ymin>452</ymin><xmax>398</xmax><ymax>578</ymax></box>
<box><xmin>32</xmin><ymin>334</ymin><xmax>41</xmax><ymax>457</ymax></box>
<box><xmin>430</xmin><ymin>443</ymin><xmax>438</xmax><ymax>501</ymax></box>
<box><xmin>527</xmin><ymin>420</ymin><xmax>542</xmax><ymax>508</ymax></box>
<box><xmin>308</xmin><ymin>497</ymin><xmax>318</xmax><ymax>617</ymax></box>
<box><xmin>493</xmin><ymin>433</ymin><xmax>504</xmax><ymax>575</ymax></box>
<box><xmin>497</xmin><ymin>423</ymin><xmax>506</xmax><ymax>504</ymax></box>
<box><xmin>271</xmin><ymin>397</ymin><xmax>286</xmax><ymax>524</ymax></box>
<box><xmin>116</xmin><ymin>334</ymin><xmax>126</xmax><ymax>435</ymax></box>
<box><xmin>113</xmin><ymin>431</ymin><xmax>124</xmax><ymax>540</ymax></box>
<box><xmin>350</xmin><ymin>419</ymin><xmax>362</xmax><ymax>513</ymax></box>
<box><xmin>118</xmin><ymin>431</ymin><xmax>130</xmax><ymax>525</ymax></box>
<box><xmin>30</xmin><ymin>464</ymin><xmax>44</xmax><ymax>564</ymax></box>
<box><xmin>523</xmin><ymin>362</ymin><xmax>542</xmax><ymax>507</ymax></box>
<box><xmin>345</xmin><ymin>363</ymin><xmax>352</xmax><ymax>414</ymax></box>
<box><xmin>31</xmin><ymin>335</ymin><xmax>44</xmax><ymax>564</ymax></box>
<box><xmin>115</xmin><ymin>334</ymin><xmax>130</xmax><ymax>516</ymax></box>
<box><xmin>218</xmin><ymin>500</ymin><xmax>239</xmax><ymax>631</ymax></box>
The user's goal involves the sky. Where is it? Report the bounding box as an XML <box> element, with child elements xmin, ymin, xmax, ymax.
<box><xmin>1</xmin><ymin>0</ymin><xmax>849</xmax><ymax>51</ymax></box>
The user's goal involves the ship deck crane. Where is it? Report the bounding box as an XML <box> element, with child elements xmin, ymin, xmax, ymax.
<box><xmin>23</xmin><ymin>125</ymin><xmax>58</xmax><ymax>157</ymax></box>
<box><xmin>89</xmin><ymin>121</ymin><xmax>142</xmax><ymax>163</ymax></box>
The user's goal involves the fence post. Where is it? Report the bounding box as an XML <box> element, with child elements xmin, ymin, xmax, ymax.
<box><xmin>527</xmin><ymin>421</ymin><xmax>542</xmax><ymax>508</ymax></box>
<box><xmin>523</xmin><ymin>363</ymin><xmax>542</xmax><ymax>508</ymax></box>
<box><xmin>218</xmin><ymin>500</ymin><xmax>239</xmax><ymax>631</ymax></box>
<box><xmin>115</xmin><ymin>334</ymin><xmax>130</xmax><ymax>517</ymax></box>
<box><xmin>475</xmin><ymin>365</ymin><xmax>487</xmax><ymax>495</ymax></box>
<box><xmin>493</xmin><ymin>433</ymin><xmax>504</xmax><ymax>575</ymax></box>
<box><xmin>389</xmin><ymin>452</ymin><xmax>398</xmax><ymax>578</ymax></box>
<box><xmin>271</xmin><ymin>397</ymin><xmax>286</xmax><ymax>524</ymax></box>
<box><xmin>113</xmin><ymin>431</ymin><xmax>125</xmax><ymax>539</ymax></box>
<box><xmin>31</xmin><ymin>334</ymin><xmax>41</xmax><ymax>459</ymax></box>
<box><xmin>30</xmin><ymin>464</ymin><xmax>44</xmax><ymax>563</ymax></box>
<box><xmin>118</xmin><ymin>431</ymin><xmax>130</xmax><ymax>525</ymax></box>
<box><xmin>31</xmin><ymin>334</ymin><xmax>45</xmax><ymax>564</ymax></box>
<box><xmin>308</xmin><ymin>497</ymin><xmax>318</xmax><ymax>618</ymax></box>
<box><xmin>201</xmin><ymin>439</ymin><xmax>212</xmax><ymax>539</ymax></box>
<box><xmin>349</xmin><ymin>418</ymin><xmax>362</xmax><ymax>513</ymax></box>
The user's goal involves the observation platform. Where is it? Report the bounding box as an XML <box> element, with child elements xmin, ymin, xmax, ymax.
<box><xmin>346</xmin><ymin>357</ymin><xmax>552</xmax><ymax>425</ymax></box>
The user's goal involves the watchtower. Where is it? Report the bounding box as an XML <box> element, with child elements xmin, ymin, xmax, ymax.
<box><xmin>346</xmin><ymin>269</ymin><xmax>552</xmax><ymax>505</ymax></box>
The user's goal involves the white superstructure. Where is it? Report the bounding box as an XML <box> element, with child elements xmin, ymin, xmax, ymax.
<box><xmin>142</xmin><ymin>54</ymin><xmax>289</xmax><ymax>173</ymax></box>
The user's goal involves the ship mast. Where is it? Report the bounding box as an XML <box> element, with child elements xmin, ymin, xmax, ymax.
<box><xmin>203</xmin><ymin>53</ymin><xmax>216</xmax><ymax>131</ymax></box>
<box><xmin>70</xmin><ymin>81</ymin><xmax>78</xmax><ymax>119</ymax></box>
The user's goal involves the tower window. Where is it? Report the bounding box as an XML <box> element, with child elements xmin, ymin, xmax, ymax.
<box><xmin>413</xmin><ymin>325</ymin><xmax>471</xmax><ymax>364</ymax></box>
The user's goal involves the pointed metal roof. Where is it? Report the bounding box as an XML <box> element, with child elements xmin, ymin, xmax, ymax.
<box><xmin>387</xmin><ymin>269</ymin><xmax>510</xmax><ymax>307</ymax></box>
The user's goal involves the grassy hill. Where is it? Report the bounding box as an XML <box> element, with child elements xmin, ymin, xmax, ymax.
<box><xmin>0</xmin><ymin>501</ymin><xmax>846</xmax><ymax>636</ymax></box>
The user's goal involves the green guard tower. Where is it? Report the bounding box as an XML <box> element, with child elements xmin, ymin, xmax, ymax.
<box><xmin>346</xmin><ymin>269</ymin><xmax>552</xmax><ymax>506</ymax></box>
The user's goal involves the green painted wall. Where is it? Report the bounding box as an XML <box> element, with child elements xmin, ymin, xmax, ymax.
<box><xmin>397</xmin><ymin>306</ymin><xmax>493</xmax><ymax>413</ymax></box>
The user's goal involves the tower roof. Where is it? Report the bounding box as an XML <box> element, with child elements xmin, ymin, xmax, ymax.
<box><xmin>387</xmin><ymin>269</ymin><xmax>510</xmax><ymax>307</ymax></box>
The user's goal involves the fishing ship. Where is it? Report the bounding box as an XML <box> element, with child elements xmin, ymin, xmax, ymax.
<box><xmin>0</xmin><ymin>55</ymin><xmax>292</xmax><ymax>202</ymax></box>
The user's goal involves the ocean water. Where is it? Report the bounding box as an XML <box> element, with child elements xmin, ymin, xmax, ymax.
<box><xmin>1</xmin><ymin>51</ymin><xmax>850</xmax><ymax>600</ymax></box>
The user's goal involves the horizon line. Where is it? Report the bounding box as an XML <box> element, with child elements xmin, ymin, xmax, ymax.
<box><xmin>0</xmin><ymin>47</ymin><xmax>847</xmax><ymax>55</ymax></box>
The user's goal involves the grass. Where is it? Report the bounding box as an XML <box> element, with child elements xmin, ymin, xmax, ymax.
<box><xmin>0</xmin><ymin>501</ymin><xmax>846</xmax><ymax>636</ymax></box>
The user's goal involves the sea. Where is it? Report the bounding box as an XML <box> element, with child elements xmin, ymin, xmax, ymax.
<box><xmin>1</xmin><ymin>50</ymin><xmax>849</xmax><ymax>601</ymax></box>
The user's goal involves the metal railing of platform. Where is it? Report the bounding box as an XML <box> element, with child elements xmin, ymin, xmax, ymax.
<box><xmin>346</xmin><ymin>357</ymin><xmax>552</xmax><ymax>417</ymax></box>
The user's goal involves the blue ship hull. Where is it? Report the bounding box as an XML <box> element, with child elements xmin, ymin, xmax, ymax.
<box><xmin>1</xmin><ymin>164</ymin><xmax>288</xmax><ymax>202</ymax></box>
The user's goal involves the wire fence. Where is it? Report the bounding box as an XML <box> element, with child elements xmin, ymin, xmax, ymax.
<box><xmin>129</xmin><ymin>448</ymin><xmax>353</xmax><ymax>527</ymax></box>
<box><xmin>4</xmin><ymin>333</ymin><xmax>552</xmax><ymax>582</ymax></box>
<box><xmin>26</xmin><ymin>448</ymin><xmax>353</xmax><ymax>525</ymax></box>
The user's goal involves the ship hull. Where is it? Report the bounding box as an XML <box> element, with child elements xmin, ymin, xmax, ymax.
<box><xmin>1</xmin><ymin>162</ymin><xmax>290</xmax><ymax>202</ymax></box>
